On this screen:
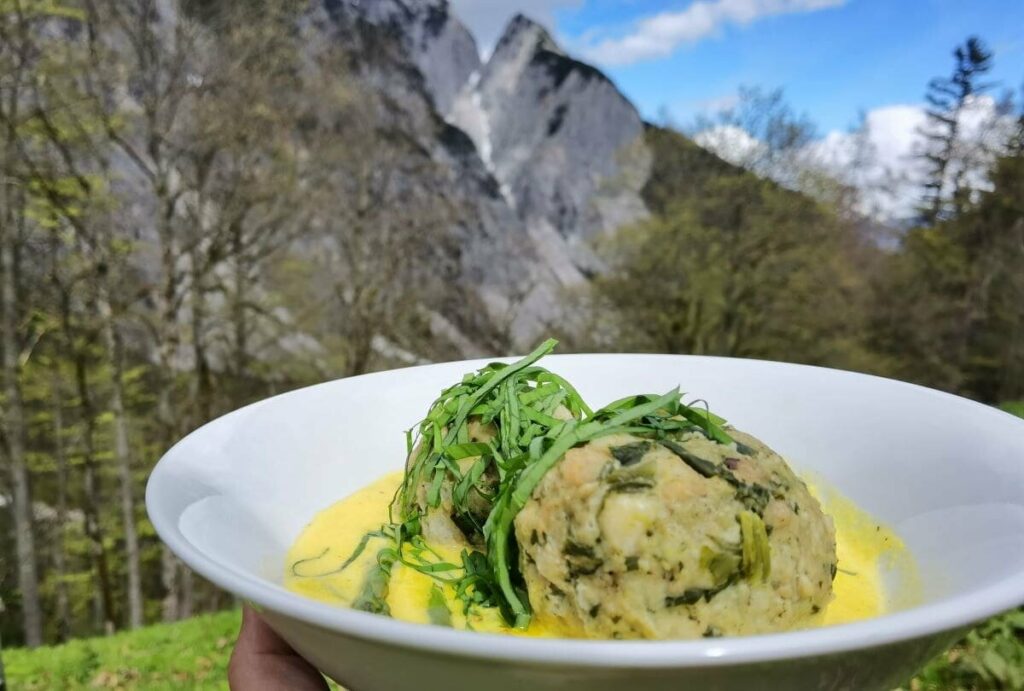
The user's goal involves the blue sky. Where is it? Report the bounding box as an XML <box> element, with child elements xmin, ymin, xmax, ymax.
<box><xmin>452</xmin><ymin>0</ymin><xmax>1024</xmax><ymax>133</ymax></box>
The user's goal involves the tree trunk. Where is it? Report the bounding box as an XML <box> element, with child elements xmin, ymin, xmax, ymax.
<box><xmin>160</xmin><ymin>547</ymin><xmax>180</xmax><ymax>621</ymax></box>
<box><xmin>51</xmin><ymin>368</ymin><xmax>71</xmax><ymax>642</ymax></box>
<box><xmin>230</xmin><ymin>224</ymin><xmax>249</xmax><ymax>383</ymax></box>
<box><xmin>91</xmin><ymin>589</ymin><xmax>102</xmax><ymax>634</ymax></box>
<box><xmin>156</xmin><ymin>335</ymin><xmax>183</xmax><ymax>620</ymax></box>
<box><xmin>180</xmin><ymin>567</ymin><xmax>195</xmax><ymax>618</ymax></box>
<box><xmin>0</xmin><ymin>214</ymin><xmax>42</xmax><ymax>648</ymax></box>
<box><xmin>156</xmin><ymin>359</ymin><xmax>182</xmax><ymax>622</ymax></box>
<box><xmin>155</xmin><ymin>214</ymin><xmax>184</xmax><ymax>621</ymax></box>
<box><xmin>156</xmin><ymin>334</ymin><xmax>187</xmax><ymax>622</ymax></box>
<box><xmin>64</xmin><ymin>294</ymin><xmax>117</xmax><ymax>634</ymax></box>
<box><xmin>97</xmin><ymin>283</ymin><xmax>143</xmax><ymax>629</ymax></box>
<box><xmin>346</xmin><ymin>329</ymin><xmax>374</xmax><ymax>378</ymax></box>
<box><xmin>189</xmin><ymin>250</ymin><xmax>213</xmax><ymax>425</ymax></box>
<box><xmin>1</xmin><ymin>51</ymin><xmax>43</xmax><ymax>644</ymax></box>
<box><xmin>181</xmin><ymin>257</ymin><xmax>208</xmax><ymax>621</ymax></box>
<box><xmin>0</xmin><ymin>597</ymin><xmax>6</xmax><ymax>690</ymax></box>
<box><xmin>56</xmin><ymin>262</ymin><xmax>117</xmax><ymax>634</ymax></box>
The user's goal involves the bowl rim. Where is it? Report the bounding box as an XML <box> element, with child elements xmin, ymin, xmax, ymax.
<box><xmin>146</xmin><ymin>353</ymin><xmax>1024</xmax><ymax>668</ymax></box>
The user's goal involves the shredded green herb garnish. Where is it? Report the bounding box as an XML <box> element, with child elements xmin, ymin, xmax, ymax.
<box><xmin>290</xmin><ymin>547</ymin><xmax>331</xmax><ymax>577</ymax></box>
<box><xmin>290</xmin><ymin>530</ymin><xmax>387</xmax><ymax>578</ymax></box>
<box><xmin>352</xmin><ymin>545</ymin><xmax>397</xmax><ymax>615</ymax></box>
<box><xmin>354</xmin><ymin>339</ymin><xmax>740</xmax><ymax>629</ymax></box>
<box><xmin>427</xmin><ymin>584</ymin><xmax>453</xmax><ymax>627</ymax></box>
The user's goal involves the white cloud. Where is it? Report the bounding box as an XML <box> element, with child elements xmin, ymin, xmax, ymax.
<box><xmin>809</xmin><ymin>105</ymin><xmax>929</xmax><ymax>221</ymax></box>
<box><xmin>448</xmin><ymin>0</ymin><xmax>583</xmax><ymax>56</ymax></box>
<box><xmin>694</xmin><ymin>124</ymin><xmax>765</xmax><ymax>165</ymax></box>
<box><xmin>579</xmin><ymin>0</ymin><xmax>846</xmax><ymax>66</ymax></box>
<box><xmin>810</xmin><ymin>96</ymin><xmax>1014</xmax><ymax>221</ymax></box>
<box><xmin>694</xmin><ymin>96</ymin><xmax>1016</xmax><ymax>223</ymax></box>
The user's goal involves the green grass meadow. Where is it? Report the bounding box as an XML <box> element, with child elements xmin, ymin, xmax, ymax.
<box><xmin>5</xmin><ymin>611</ymin><xmax>239</xmax><ymax>690</ymax></box>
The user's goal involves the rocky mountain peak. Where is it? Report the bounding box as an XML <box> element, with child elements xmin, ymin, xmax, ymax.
<box><xmin>448</xmin><ymin>12</ymin><xmax>651</xmax><ymax>289</ymax></box>
<box><xmin>491</xmin><ymin>13</ymin><xmax>563</xmax><ymax>60</ymax></box>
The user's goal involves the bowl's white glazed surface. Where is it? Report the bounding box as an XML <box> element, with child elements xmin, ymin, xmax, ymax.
<box><xmin>146</xmin><ymin>355</ymin><xmax>1024</xmax><ymax>690</ymax></box>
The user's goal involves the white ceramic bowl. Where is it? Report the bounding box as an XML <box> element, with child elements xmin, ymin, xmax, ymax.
<box><xmin>146</xmin><ymin>355</ymin><xmax>1024</xmax><ymax>690</ymax></box>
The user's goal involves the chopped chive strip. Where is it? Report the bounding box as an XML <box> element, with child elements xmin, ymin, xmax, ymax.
<box><xmin>352</xmin><ymin>546</ymin><xmax>397</xmax><ymax>615</ymax></box>
<box><xmin>291</xmin><ymin>530</ymin><xmax>388</xmax><ymax>577</ymax></box>
<box><xmin>444</xmin><ymin>442</ymin><xmax>492</xmax><ymax>460</ymax></box>
<box><xmin>427</xmin><ymin>584</ymin><xmax>453</xmax><ymax>627</ymax></box>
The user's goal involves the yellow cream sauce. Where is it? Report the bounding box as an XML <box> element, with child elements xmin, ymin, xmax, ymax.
<box><xmin>284</xmin><ymin>471</ymin><xmax>914</xmax><ymax>636</ymax></box>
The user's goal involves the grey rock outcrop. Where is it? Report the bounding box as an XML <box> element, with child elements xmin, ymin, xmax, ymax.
<box><xmin>324</xmin><ymin>0</ymin><xmax>480</xmax><ymax>113</ymax></box>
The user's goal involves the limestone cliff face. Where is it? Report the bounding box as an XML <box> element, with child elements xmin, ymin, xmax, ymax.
<box><xmin>318</xmin><ymin>2</ymin><xmax>654</xmax><ymax>348</ymax></box>
<box><xmin>448</xmin><ymin>15</ymin><xmax>651</xmax><ymax>284</ymax></box>
<box><xmin>310</xmin><ymin>1</ymin><xmax>556</xmax><ymax>350</ymax></box>
<box><xmin>324</xmin><ymin>0</ymin><xmax>480</xmax><ymax>113</ymax></box>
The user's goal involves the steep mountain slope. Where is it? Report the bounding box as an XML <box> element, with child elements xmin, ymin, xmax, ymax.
<box><xmin>448</xmin><ymin>15</ymin><xmax>650</xmax><ymax>283</ymax></box>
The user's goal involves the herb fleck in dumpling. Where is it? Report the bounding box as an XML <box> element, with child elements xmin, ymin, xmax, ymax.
<box><xmin>514</xmin><ymin>428</ymin><xmax>836</xmax><ymax>638</ymax></box>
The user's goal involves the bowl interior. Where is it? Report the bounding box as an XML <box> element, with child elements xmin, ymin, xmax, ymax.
<box><xmin>148</xmin><ymin>354</ymin><xmax>1024</xmax><ymax>650</ymax></box>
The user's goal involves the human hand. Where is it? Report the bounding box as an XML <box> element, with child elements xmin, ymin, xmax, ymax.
<box><xmin>228</xmin><ymin>607</ymin><xmax>329</xmax><ymax>690</ymax></box>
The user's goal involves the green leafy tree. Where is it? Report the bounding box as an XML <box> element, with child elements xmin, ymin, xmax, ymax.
<box><xmin>1</xmin><ymin>0</ymin><xmax>92</xmax><ymax>648</ymax></box>
<box><xmin>874</xmin><ymin>91</ymin><xmax>1023</xmax><ymax>401</ymax></box>
<box><xmin>946</xmin><ymin>139</ymin><xmax>1024</xmax><ymax>401</ymax></box>
<box><xmin>592</xmin><ymin>171</ymin><xmax>873</xmax><ymax>369</ymax></box>
<box><xmin>919</xmin><ymin>36</ymin><xmax>995</xmax><ymax>224</ymax></box>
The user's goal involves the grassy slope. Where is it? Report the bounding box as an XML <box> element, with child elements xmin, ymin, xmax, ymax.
<box><xmin>7</xmin><ymin>405</ymin><xmax>1023</xmax><ymax>690</ymax></box>
<box><xmin>6</xmin><ymin>611</ymin><xmax>241</xmax><ymax>690</ymax></box>
<box><xmin>1000</xmin><ymin>401</ymin><xmax>1024</xmax><ymax>419</ymax></box>
<box><xmin>5</xmin><ymin>610</ymin><xmax>345</xmax><ymax>690</ymax></box>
